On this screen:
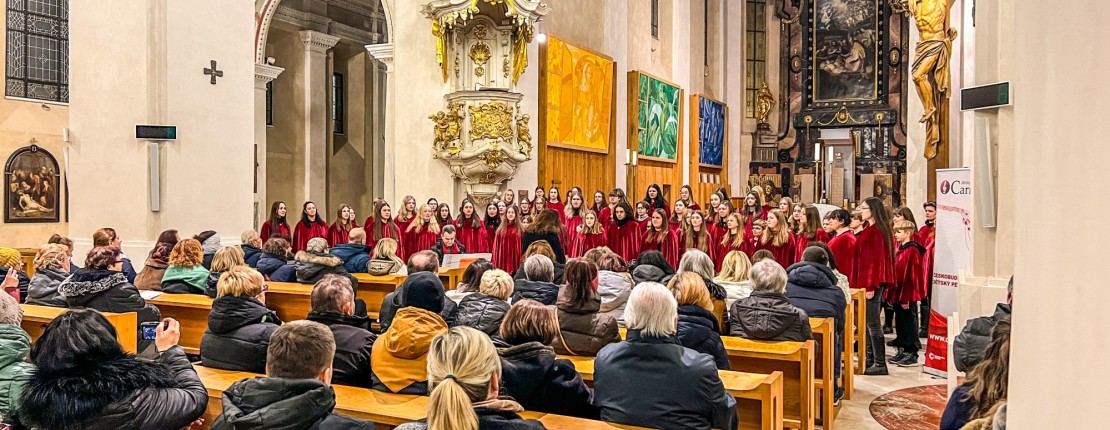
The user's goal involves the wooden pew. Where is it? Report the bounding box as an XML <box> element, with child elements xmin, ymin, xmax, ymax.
<box><xmin>808</xmin><ymin>317</ymin><xmax>837</xmax><ymax>429</ymax></box>
<box><xmin>16</xmin><ymin>248</ymin><xmax>36</xmax><ymax>278</ymax></box>
<box><xmin>849</xmin><ymin>289</ymin><xmax>867</xmax><ymax>375</ymax></box>
<box><xmin>146</xmin><ymin>293</ymin><xmax>213</xmax><ymax>355</ymax></box>
<box><xmin>721</xmin><ymin>336</ymin><xmax>816</xmax><ymax>430</ymax></box>
<box><xmin>20</xmin><ymin>304</ymin><xmax>138</xmax><ymax>353</ymax></box>
<box><xmin>841</xmin><ymin>297</ymin><xmax>855</xmax><ymax>400</ymax></box>
<box><xmin>438</xmin><ymin>266</ymin><xmax>464</xmax><ymax>290</ymax></box>
<box><xmin>194</xmin><ymin>365</ymin><xmax>647</xmax><ymax>430</ymax></box>
<box><xmin>558</xmin><ymin>355</ymin><xmax>784</xmax><ymax>430</ymax></box>
<box><xmin>353</xmin><ymin>273</ymin><xmax>405</xmax><ymax>316</ymax></box>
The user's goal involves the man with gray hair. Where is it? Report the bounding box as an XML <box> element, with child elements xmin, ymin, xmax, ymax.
<box><xmin>728</xmin><ymin>259</ymin><xmax>813</xmax><ymax>342</ymax></box>
<box><xmin>306</xmin><ymin>275</ymin><xmax>377</xmax><ymax>388</ymax></box>
<box><xmin>510</xmin><ymin>254</ymin><xmax>560</xmax><ymax>305</ymax></box>
<box><xmin>592</xmin><ymin>282</ymin><xmax>737</xmax><ymax>430</ymax></box>
<box><xmin>240</xmin><ymin>229</ymin><xmax>263</xmax><ymax>267</ymax></box>
<box><xmin>0</xmin><ymin>292</ymin><xmax>33</xmax><ymax>425</ymax></box>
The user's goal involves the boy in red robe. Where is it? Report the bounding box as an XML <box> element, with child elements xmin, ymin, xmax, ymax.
<box><xmin>887</xmin><ymin>220</ymin><xmax>927</xmax><ymax>367</ymax></box>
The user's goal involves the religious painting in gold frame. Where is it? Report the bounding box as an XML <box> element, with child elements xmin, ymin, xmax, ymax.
<box><xmin>811</xmin><ymin>0</ymin><xmax>881</xmax><ymax>103</ymax></box>
<box><xmin>873</xmin><ymin>173</ymin><xmax>894</xmax><ymax>208</ymax></box>
<box><xmin>541</xmin><ymin>36</ymin><xmax>614</xmax><ymax>154</ymax></box>
<box><xmin>5</xmin><ymin>144</ymin><xmax>60</xmax><ymax>223</ymax></box>
<box><xmin>748</xmin><ymin>174</ymin><xmax>783</xmax><ymax>205</ymax></box>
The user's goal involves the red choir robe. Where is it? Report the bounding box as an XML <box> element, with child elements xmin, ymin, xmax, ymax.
<box><xmin>260</xmin><ymin>220</ymin><xmax>291</xmax><ymax>241</ymax></box>
<box><xmin>455</xmin><ymin>219</ymin><xmax>487</xmax><ymax>254</ymax></box>
<box><xmin>827</xmin><ymin>230</ymin><xmax>859</xmax><ymax>287</ymax></box>
<box><xmin>885</xmin><ymin>241</ymin><xmax>927</xmax><ymax>305</ymax></box>
<box><xmin>492</xmin><ymin>226</ymin><xmax>523</xmax><ymax>274</ymax></box>
<box><xmin>563</xmin><ymin>215</ymin><xmax>583</xmax><ymax>254</ymax></box>
<box><xmin>395</xmin><ymin>215</ymin><xmax>416</xmax><ymax>233</ymax></box>
<box><xmin>711</xmin><ymin>231</ymin><xmax>748</xmax><ymax>271</ymax></box>
<box><xmin>916</xmin><ymin>222</ymin><xmax>936</xmax><ymax>248</ymax></box>
<box><xmin>328</xmin><ymin>221</ymin><xmax>359</xmax><ymax>246</ymax></box>
<box><xmin>571</xmin><ymin>230</ymin><xmax>609</xmax><ymax>258</ymax></box>
<box><xmin>855</xmin><ymin>224</ymin><xmax>896</xmax><ymax>292</ymax></box>
<box><xmin>681</xmin><ymin>229</ymin><xmax>715</xmax><ymax>268</ymax></box>
<box><xmin>742</xmin><ymin>210</ymin><xmax>769</xmax><ymax>238</ymax></box>
<box><xmin>364</xmin><ymin>220</ymin><xmax>404</xmax><ymax>257</ymax></box>
<box><xmin>641</xmin><ymin>228</ymin><xmax>681</xmax><ymax>268</ymax></box>
<box><xmin>598</xmin><ymin>206</ymin><xmax>614</xmax><ymax>228</ymax></box>
<box><xmin>793</xmin><ymin>229</ymin><xmax>831</xmax><ymax>262</ymax></box>
<box><xmin>547</xmin><ymin>201</ymin><xmax>566</xmax><ymax>219</ymax></box>
<box><xmin>293</xmin><ymin>221</ymin><xmax>330</xmax><ymax>252</ymax></box>
<box><xmin>687</xmin><ymin>202</ymin><xmax>702</xmax><ymax>212</ymax></box>
<box><xmin>402</xmin><ymin>222</ymin><xmax>440</xmax><ymax>261</ymax></box>
<box><xmin>480</xmin><ymin>221</ymin><xmax>499</xmax><ymax>253</ymax></box>
<box><xmin>755</xmin><ymin>233</ymin><xmax>798</xmax><ymax>267</ymax></box>
<box><xmin>607</xmin><ymin>220</ymin><xmax>643</xmax><ymax>262</ymax></box>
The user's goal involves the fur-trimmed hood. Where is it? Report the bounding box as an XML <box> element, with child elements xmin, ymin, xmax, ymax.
<box><xmin>294</xmin><ymin>251</ymin><xmax>349</xmax><ymax>284</ymax></box>
<box><xmin>58</xmin><ymin>269</ymin><xmax>129</xmax><ymax>301</ymax></box>
<box><xmin>294</xmin><ymin>251</ymin><xmax>343</xmax><ymax>267</ymax></box>
<box><xmin>19</xmin><ymin>354</ymin><xmax>179</xmax><ymax>429</ymax></box>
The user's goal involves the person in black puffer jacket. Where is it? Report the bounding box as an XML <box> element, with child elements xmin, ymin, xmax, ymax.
<box><xmin>511</xmin><ymin>254</ymin><xmax>561</xmax><ymax>305</ymax></box>
<box><xmin>455</xmin><ymin>270</ymin><xmax>513</xmax><ymax>336</ymax></box>
<box><xmin>256</xmin><ymin>237</ymin><xmax>296</xmax><ymax>282</ymax></box>
<box><xmin>729</xmin><ymin>260</ymin><xmax>813</xmax><ymax>342</ymax></box>
<box><xmin>305</xmin><ymin>275</ymin><xmax>377</xmax><ymax>388</ymax></box>
<box><xmin>785</xmin><ymin>247</ymin><xmax>847</xmax><ymax>390</ymax></box>
<box><xmin>498</xmin><ymin>299</ymin><xmax>599</xmax><ymax>419</ymax></box>
<box><xmin>200</xmin><ymin>266</ymin><xmax>283</xmax><ymax>373</ymax></box>
<box><xmin>668</xmin><ymin>273</ymin><xmax>730</xmax><ymax>370</ymax></box>
<box><xmin>59</xmin><ymin>247</ymin><xmax>161</xmax><ymax>352</ymax></box>
<box><xmin>295</xmin><ymin>238</ymin><xmax>359</xmax><ymax>287</ymax></box>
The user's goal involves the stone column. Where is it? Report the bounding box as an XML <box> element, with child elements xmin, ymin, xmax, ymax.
<box><xmin>299</xmin><ymin>30</ymin><xmax>340</xmax><ymax>210</ymax></box>
<box><xmin>365</xmin><ymin>43</ymin><xmax>394</xmax><ymax>203</ymax></box>
<box><xmin>254</xmin><ymin>63</ymin><xmax>284</xmax><ymax>229</ymax></box>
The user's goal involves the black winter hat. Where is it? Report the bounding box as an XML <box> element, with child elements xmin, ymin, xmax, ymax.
<box><xmin>402</xmin><ymin>271</ymin><xmax>445</xmax><ymax>313</ymax></box>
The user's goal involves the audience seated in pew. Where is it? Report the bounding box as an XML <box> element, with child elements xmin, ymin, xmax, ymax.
<box><xmin>497</xmin><ymin>299</ymin><xmax>598</xmax><ymax>419</ymax></box>
<box><xmin>306</xmin><ymin>275</ymin><xmax>377</xmax><ymax>388</ymax></box>
<box><xmin>134</xmin><ymin>241</ymin><xmax>173</xmax><ymax>292</ymax></box>
<box><xmin>593</xmin><ymin>282</ymin><xmax>738</xmax><ymax>430</ymax></box>
<box><xmin>25</xmin><ymin>243</ymin><xmax>70</xmax><ymax>307</ymax></box>
<box><xmin>241</xmin><ymin>229</ymin><xmax>264</xmax><ymax>268</ymax></box>
<box><xmin>786</xmin><ymin>246</ymin><xmax>847</xmax><ymax>399</ymax></box>
<box><xmin>19</xmin><ymin>311</ymin><xmax>206</xmax><ymax>429</ymax></box>
<box><xmin>551</xmin><ymin>259</ymin><xmax>620</xmax><ymax>356</ymax></box>
<box><xmin>46</xmin><ymin>234</ymin><xmax>79</xmax><ymax>274</ymax></box>
<box><xmin>161</xmin><ymin>239</ymin><xmax>210</xmax><ymax>294</ymax></box>
<box><xmin>93</xmin><ymin>228</ymin><xmax>138</xmax><ymax>284</ymax></box>
<box><xmin>201</xmin><ymin>266</ymin><xmax>282</xmax><ymax>374</ymax></box>
<box><xmin>257</xmin><ymin>237</ymin><xmax>297</xmax><ymax>282</ymax></box>
<box><xmin>629</xmin><ymin>250</ymin><xmax>674</xmax><ymax>285</ymax></box>
<box><xmin>513</xmin><ymin>240</ymin><xmax>565</xmax><ymax>285</ymax></box>
<box><xmin>0</xmin><ymin>248</ymin><xmax>30</xmax><ymax>302</ymax></box>
<box><xmin>212</xmin><ymin>320</ymin><xmax>375</xmax><ymax>429</ymax></box>
<box><xmin>667</xmin><ymin>273</ymin><xmax>731</xmax><ymax>370</ymax></box>
<box><xmin>296</xmin><ymin>238</ymin><xmax>359</xmax><ymax>287</ymax></box>
<box><xmin>728</xmin><ymin>259</ymin><xmax>813</xmax><ymax>342</ymax></box>
<box><xmin>368</xmin><ymin>237</ymin><xmax>408</xmax><ymax>276</ymax></box>
<box><xmin>206</xmin><ymin>246</ymin><xmax>247</xmax><ymax>298</ymax></box>
<box><xmin>714</xmin><ymin>250</ymin><xmax>754</xmax><ymax>308</ymax></box>
<box><xmin>448</xmin><ymin>259</ymin><xmax>494</xmax><ymax>303</ymax></box>
<box><xmin>0</xmin><ymin>293</ymin><xmax>32</xmax><ymax>427</ymax></box>
<box><xmin>331</xmin><ymin>227</ymin><xmax>373</xmax><ymax>274</ymax></box>
<box><xmin>595</xmin><ymin>254</ymin><xmax>632</xmax><ymax>327</ymax></box>
<box><xmin>59</xmin><ymin>246</ymin><xmax>161</xmax><ymax>352</ymax></box>
<box><xmin>676</xmin><ymin>250</ymin><xmax>729</xmax><ymax>331</ymax></box>
<box><xmin>378</xmin><ymin>251</ymin><xmax>457</xmax><ymax>331</ymax></box>
<box><xmin>512</xmin><ymin>254</ymin><xmax>560</xmax><ymax>306</ymax></box>
<box><xmin>395</xmin><ymin>326</ymin><xmax>546</xmax><ymax>430</ymax></box>
<box><xmin>455</xmin><ymin>269</ymin><xmax>513</xmax><ymax>337</ymax></box>
<box><xmin>371</xmin><ymin>271</ymin><xmax>450</xmax><ymax>395</ymax></box>
<box><xmin>196</xmin><ymin>230</ymin><xmax>221</xmax><ymax>270</ymax></box>
<box><xmin>941</xmin><ymin>317</ymin><xmax>1011</xmax><ymax>430</ymax></box>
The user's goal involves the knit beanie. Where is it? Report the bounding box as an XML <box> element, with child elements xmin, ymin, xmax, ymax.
<box><xmin>402</xmin><ymin>271</ymin><xmax>444</xmax><ymax>313</ymax></box>
<box><xmin>0</xmin><ymin>248</ymin><xmax>20</xmax><ymax>269</ymax></box>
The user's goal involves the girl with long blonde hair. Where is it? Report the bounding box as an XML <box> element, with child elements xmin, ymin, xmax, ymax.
<box><xmin>569</xmin><ymin>209</ymin><xmax>607</xmax><ymax>258</ymax></box>
<box><xmin>713</xmin><ymin>213</ymin><xmax>748</xmax><ymax>270</ymax></box>
<box><xmin>396</xmin><ymin>195</ymin><xmax>418</xmax><ymax>230</ymax></box>
<box><xmin>756</xmin><ymin>209</ymin><xmax>797</xmax><ymax>265</ymax></box>
<box><xmin>403</xmin><ymin>204</ymin><xmax>441</xmax><ymax>258</ymax></box>
<box><xmin>714</xmin><ymin>250</ymin><xmax>754</xmax><ymax>307</ymax></box>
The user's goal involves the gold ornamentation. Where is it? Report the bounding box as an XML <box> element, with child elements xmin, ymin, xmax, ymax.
<box><xmin>432</xmin><ymin>21</ymin><xmax>449</xmax><ymax>82</ymax></box>
<box><xmin>755</xmin><ymin>82</ymin><xmax>775</xmax><ymax>124</ymax></box>
<box><xmin>481</xmin><ymin>149</ymin><xmax>505</xmax><ymax>184</ymax></box>
<box><xmin>516</xmin><ymin>114</ymin><xmax>532</xmax><ymax>157</ymax></box>
<box><xmin>503</xmin><ymin>57</ymin><xmax>510</xmax><ymax>79</ymax></box>
<box><xmin>835</xmin><ymin>107</ymin><xmax>851</xmax><ymax>124</ymax></box>
<box><xmin>511</xmin><ymin>22</ymin><xmax>534</xmax><ymax>84</ymax></box>
<box><xmin>429</xmin><ymin>102</ymin><xmax>465</xmax><ymax>156</ymax></box>
<box><xmin>469</xmin><ymin>41</ymin><xmax>491</xmax><ymax>78</ymax></box>
<box><xmin>903</xmin><ymin>0</ymin><xmax>956</xmax><ymax>159</ymax></box>
<box><xmin>474</xmin><ymin>23</ymin><xmax>488</xmax><ymax>39</ymax></box>
<box><xmin>468</xmin><ymin>102</ymin><xmax>514</xmax><ymax>141</ymax></box>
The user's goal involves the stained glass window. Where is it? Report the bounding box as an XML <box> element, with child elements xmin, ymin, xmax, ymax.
<box><xmin>6</xmin><ymin>0</ymin><xmax>69</xmax><ymax>103</ymax></box>
<box><xmin>745</xmin><ymin>0</ymin><xmax>766</xmax><ymax>118</ymax></box>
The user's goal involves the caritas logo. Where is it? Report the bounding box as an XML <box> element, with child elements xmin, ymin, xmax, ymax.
<box><xmin>940</xmin><ymin>180</ymin><xmax>971</xmax><ymax>195</ymax></box>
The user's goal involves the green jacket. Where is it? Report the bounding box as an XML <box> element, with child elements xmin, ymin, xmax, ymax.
<box><xmin>0</xmin><ymin>324</ymin><xmax>33</xmax><ymax>427</ymax></box>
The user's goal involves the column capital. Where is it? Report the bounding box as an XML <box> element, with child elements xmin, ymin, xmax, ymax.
<box><xmin>365</xmin><ymin>43</ymin><xmax>394</xmax><ymax>73</ymax></box>
<box><xmin>254</xmin><ymin>63</ymin><xmax>285</xmax><ymax>89</ymax></box>
<box><xmin>299</xmin><ymin>30</ymin><xmax>340</xmax><ymax>54</ymax></box>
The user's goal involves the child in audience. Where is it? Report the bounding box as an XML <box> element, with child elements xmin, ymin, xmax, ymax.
<box><xmin>887</xmin><ymin>220</ymin><xmax>927</xmax><ymax>367</ymax></box>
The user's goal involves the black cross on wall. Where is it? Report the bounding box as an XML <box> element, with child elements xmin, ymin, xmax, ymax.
<box><xmin>203</xmin><ymin>60</ymin><xmax>224</xmax><ymax>85</ymax></box>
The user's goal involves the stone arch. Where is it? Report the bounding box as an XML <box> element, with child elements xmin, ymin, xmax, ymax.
<box><xmin>254</xmin><ymin>0</ymin><xmax>394</xmax><ymax>64</ymax></box>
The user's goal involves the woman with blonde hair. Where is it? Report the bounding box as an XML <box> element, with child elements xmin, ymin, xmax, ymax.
<box><xmin>676</xmin><ymin>250</ymin><xmax>728</xmax><ymax>331</ymax></box>
<box><xmin>26</xmin><ymin>243</ymin><xmax>71</xmax><ymax>306</ymax></box>
<box><xmin>205</xmin><ymin>246</ymin><xmax>246</xmax><ymax>297</ymax></box>
<box><xmin>756</xmin><ymin>209</ymin><xmax>797</xmax><ymax>266</ymax></box>
<box><xmin>161</xmin><ymin>239</ymin><xmax>210</xmax><ymax>294</ymax></box>
<box><xmin>569</xmin><ymin>209</ymin><xmax>607</xmax><ymax>259</ymax></box>
<box><xmin>713</xmin><ymin>212</ymin><xmax>748</xmax><ymax>270</ymax></box>
<box><xmin>404</xmin><ymin>204</ymin><xmax>443</xmax><ymax>258</ymax></box>
<box><xmin>714</xmin><ymin>250</ymin><xmax>754</xmax><ymax>307</ymax></box>
<box><xmin>369</xmin><ymin>237</ymin><xmax>408</xmax><ymax>276</ymax></box>
<box><xmin>454</xmin><ymin>270</ymin><xmax>513</xmax><ymax>336</ymax></box>
<box><xmin>668</xmin><ymin>272</ymin><xmax>730</xmax><ymax>370</ymax></box>
<box><xmin>395</xmin><ymin>326</ymin><xmax>545</xmax><ymax>430</ymax></box>
<box><xmin>396</xmin><ymin>195</ymin><xmax>418</xmax><ymax>231</ymax></box>
<box><xmin>201</xmin><ymin>266</ymin><xmax>282</xmax><ymax>373</ymax></box>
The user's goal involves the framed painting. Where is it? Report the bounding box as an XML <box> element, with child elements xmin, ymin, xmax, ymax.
<box><xmin>812</xmin><ymin>0</ymin><xmax>880</xmax><ymax>102</ymax></box>
<box><xmin>5</xmin><ymin>144</ymin><xmax>60</xmax><ymax>223</ymax></box>
<box><xmin>696</xmin><ymin>96</ymin><xmax>726</xmax><ymax>167</ymax></box>
<box><xmin>749</xmin><ymin>174</ymin><xmax>783</xmax><ymax>205</ymax></box>
<box><xmin>631</xmin><ymin>71</ymin><xmax>683</xmax><ymax>163</ymax></box>
<box><xmin>541</xmin><ymin>36</ymin><xmax>615</xmax><ymax>154</ymax></box>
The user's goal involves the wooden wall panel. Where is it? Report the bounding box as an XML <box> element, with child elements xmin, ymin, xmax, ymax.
<box><xmin>688</xmin><ymin>94</ymin><xmax>730</xmax><ymax>205</ymax></box>
<box><xmin>627</xmin><ymin>71</ymin><xmax>684</xmax><ymax>205</ymax></box>
<box><xmin>538</xmin><ymin>37</ymin><xmax>617</xmax><ymax>196</ymax></box>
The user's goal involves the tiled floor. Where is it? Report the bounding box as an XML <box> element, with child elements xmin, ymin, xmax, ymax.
<box><xmin>835</xmin><ymin>334</ymin><xmax>949</xmax><ymax>429</ymax></box>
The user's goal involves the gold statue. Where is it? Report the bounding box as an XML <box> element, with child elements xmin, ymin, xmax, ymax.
<box><xmin>429</xmin><ymin>104</ymin><xmax>463</xmax><ymax>155</ymax></box>
<box><xmin>516</xmin><ymin>114</ymin><xmax>533</xmax><ymax>157</ymax></box>
<box><xmin>904</xmin><ymin>0</ymin><xmax>957</xmax><ymax>160</ymax></box>
<box><xmin>755</xmin><ymin>83</ymin><xmax>775</xmax><ymax>124</ymax></box>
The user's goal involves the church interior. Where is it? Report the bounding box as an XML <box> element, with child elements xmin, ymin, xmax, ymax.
<box><xmin>0</xmin><ymin>0</ymin><xmax>1104</xmax><ymax>429</ymax></box>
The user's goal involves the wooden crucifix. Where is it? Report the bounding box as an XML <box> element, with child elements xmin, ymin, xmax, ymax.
<box><xmin>203</xmin><ymin>60</ymin><xmax>224</xmax><ymax>85</ymax></box>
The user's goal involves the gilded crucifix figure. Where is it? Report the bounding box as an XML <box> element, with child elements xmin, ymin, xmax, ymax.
<box><xmin>903</xmin><ymin>0</ymin><xmax>956</xmax><ymax>160</ymax></box>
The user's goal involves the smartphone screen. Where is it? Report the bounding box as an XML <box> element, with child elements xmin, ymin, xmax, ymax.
<box><xmin>140</xmin><ymin>322</ymin><xmax>159</xmax><ymax>341</ymax></box>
